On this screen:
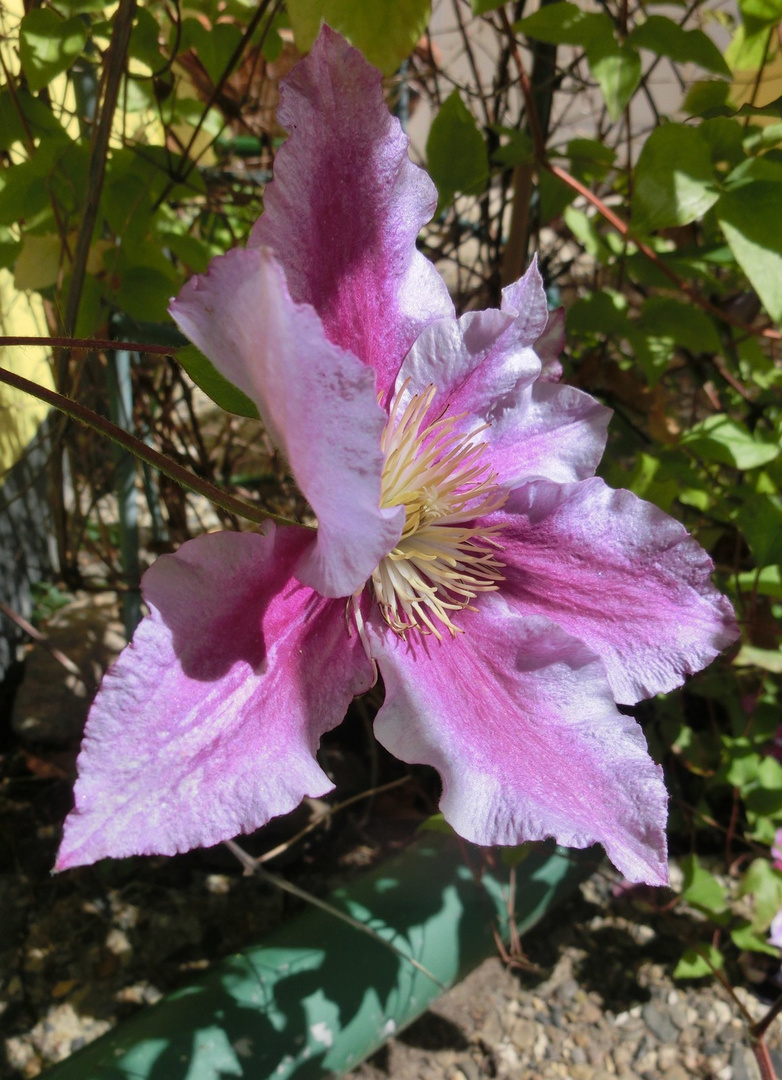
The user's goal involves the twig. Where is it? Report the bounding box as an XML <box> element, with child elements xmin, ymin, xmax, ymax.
<box><xmin>256</xmin><ymin>778</ymin><xmax>409</xmax><ymax>864</ymax></box>
<box><xmin>753</xmin><ymin>990</ymin><xmax>782</xmax><ymax>1042</ymax></box>
<box><xmin>0</xmin><ymin>599</ymin><xmax>93</xmax><ymax>694</ymax></box>
<box><xmin>0</xmin><ymin>366</ymin><xmax>303</xmax><ymax>530</ymax></box>
<box><xmin>693</xmin><ymin>945</ymin><xmax>754</xmax><ymax>1025</ymax></box>
<box><xmin>224</xmin><ymin>838</ymin><xmax>445</xmax><ymax>990</ymax></box>
<box><xmin>62</xmin><ymin>0</ymin><xmax>138</xmax><ymax>347</ymax></box>
<box><xmin>0</xmin><ymin>336</ymin><xmax>180</xmax><ymax>355</ymax></box>
<box><xmin>165</xmin><ymin>0</ymin><xmax>281</xmax><ymax>196</ymax></box>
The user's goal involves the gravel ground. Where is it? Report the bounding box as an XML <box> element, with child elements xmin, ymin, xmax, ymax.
<box><xmin>350</xmin><ymin>875</ymin><xmax>782</xmax><ymax>1080</ymax></box>
<box><xmin>3</xmin><ymin>594</ymin><xmax>782</xmax><ymax>1080</ymax></box>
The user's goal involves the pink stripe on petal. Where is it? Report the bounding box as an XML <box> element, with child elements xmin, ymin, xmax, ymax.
<box><xmin>56</xmin><ymin>527</ymin><xmax>373</xmax><ymax>870</ymax></box>
<box><xmin>250</xmin><ymin>26</ymin><xmax>453</xmax><ymax>397</ymax></box>
<box><xmin>370</xmin><ymin>605</ymin><xmax>669</xmax><ymax>885</ymax></box>
<box><xmin>170</xmin><ymin>246</ymin><xmax>403</xmax><ymax>598</ymax></box>
<box><xmin>493</xmin><ymin>478</ymin><xmax>739</xmax><ymax>704</ymax></box>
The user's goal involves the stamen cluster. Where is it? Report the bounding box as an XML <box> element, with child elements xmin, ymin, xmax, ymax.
<box><xmin>371</xmin><ymin>384</ymin><xmax>507</xmax><ymax>639</ymax></box>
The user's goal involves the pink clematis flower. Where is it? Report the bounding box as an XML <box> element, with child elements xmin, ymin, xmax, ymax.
<box><xmin>772</xmin><ymin>829</ymin><xmax>782</xmax><ymax>872</ymax></box>
<box><xmin>770</xmin><ymin>910</ymin><xmax>782</xmax><ymax>950</ymax></box>
<box><xmin>56</xmin><ymin>27</ymin><xmax>738</xmax><ymax>885</ymax></box>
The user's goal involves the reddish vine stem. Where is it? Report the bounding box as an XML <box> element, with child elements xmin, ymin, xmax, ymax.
<box><xmin>693</xmin><ymin>945</ymin><xmax>780</xmax><ymax>1080</ymax></box>
<box><xmin>498</xmin><ymin>10</ymin><xmax>782</xmax><ymax>346</ymax></box>
<box><xmin>753</xmin><ymin>990</ymin><xmax>782</xmax><ymax>1042</ymax></box>
<box><xmin>0</xmin><ymin>366</ymin><xmax>302</xmax><ymax>531</ymax></box>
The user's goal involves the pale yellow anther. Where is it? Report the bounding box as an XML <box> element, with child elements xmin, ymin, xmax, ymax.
<box><xmin>371</xmin><ymin>383</ymin><xmax>506</xmax><ymax>640</ymax></box>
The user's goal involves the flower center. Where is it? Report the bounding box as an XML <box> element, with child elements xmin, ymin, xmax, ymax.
<box><xmin>371</xmin><ymin>383</ymin><xmax>507</xmax><ymax>640</ymax></box>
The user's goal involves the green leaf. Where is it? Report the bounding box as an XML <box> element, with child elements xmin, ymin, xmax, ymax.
<box><xmin>631</xmin><ymin>124</ymin><xmax>719</xmax><ymax>232</ymax></box>
<box><xmin>426</xmin><ymin>91</ymin><xmax>489</xmax><ymax>209</ymax></box>
<box><xmin>739</xmin><ymin>0</ymin><xmax>782</xmax><ymax>25</ymax></box>
<box><xmin>492</xmin><ymin>128</ymin><xmax>534</xmax><ymax>167</ymax></box>
<box><xmin>515</xmin><ymin>3</ymin><xmax>614</xmax><ymax>49</ymax></box>
<box><xmin>745</xmin><ymin>757</ymin><xmax>782</xmax><ymax>819</ymax></box>
<box><xmin>159</xmin><ymin>231</ymin><xmax>212</xmax><ymax>274</ymax></box>
<box><xmin>129</xmin><ymin>7</ymin><xmax>166</xmax><ymax>74</ymax></box>
<box><xmin>673</xmin><ymin>943</ymin><xmax>724</xmax><ymax>979</ymax></box>
<box><xmin>177</xmin><ymin>345</ymin><xmax>259</xmax><ymax>418</ymax></box>
<box><xmin>646</xmin><ymin>299</ymin><xmax>723</xmax><ymax>353</ymax></box>
<box><xmin>733</xmin><ymin>645</ymin><xmax>782</xmax><ymax>673</ymax></box>
<box><xmin>697</xmin><ymin>117</ymin><xmax>746</xmax><ymax>168</ymax></box>
<box><xmin>0</xmin><ymin>139</ymin><xmax>74</xmax><ymax>227</ymax></box>
<box><xmin>684</xmin><ymin>80</ymin><xmax>730</xmax><ymax>116</ymax></box>
<box><xmin>627</xmin><ymin>16</ymin><xmax>730</xmax><ymax>77</ymax></box>
<box><xmin>736</xmin><ymin>493</ymin><xmax>782</xmax><ymax>566</ymax></box>
<box><xmin>418</xmin><ymin>812</ymin><xmax>456</xmax><ymax>835</ymax></box>
<box><xmin>567</xmin><ymin>289</ymin><xmax>629</xmax><ymax>335</ymax></box>
<box><xmin>0</xmin><ymin>234</ymin><xmax>22</xmax><ymax>271</ymax></box>
<box><xmin>724</xmin><ymin>156</ymin><xmax>782</xmax><ymax>188</ymax></box>
<box><xmin>114</xmin><ymin>266</ymin><xmax>177</xmax><ymax>323</ymax></box>
<box><xmin>589</xmin><ymin>41</ymin><xmax>642</xmax><ymax>123</ymax></box>
<box><xmin>472</xmin><ymin>0</ymin><xmax>505</xmax><ymax>11</ymax></box>
<box><xmin>518</xmin><ymin>6</ymin><xmax>639</xmax><ymax>120</ymax></box>
<box><xmin>19</xmin><ymin>9</ymin><xmax>87</xmax><ymax>93</ymax></box>
<box><xmin>722</xmin><ymin>738</ymin><xmax>761</xmax><ymax>788</ymax></box>
<box><xmin>681</xmin><ymin>415</ymin><xmax>780</xmax><ymax>469</ymax></box>
<box><xmin>731</xmin><ymin>922</ymin><xmax>780</xmax><ymax>955</ymax></box>
<box><xmin>538</xmin><ymin>167</ymin><xmax>577</xmax><ymax>222</ymax></box>
<box><xmin>564</xmin><ymin>206</ymin><xmax>612</xmax><ymax>262</ymax></box>
<box><xmin>185</xmin><ymin>21</ymin><xmax>243</xmax><ymax>85</ymax></box>
<box><xmin>501</xmin><ymin>844</ymin><xmax>533</xmax><ymax>868</ymax></box>
<box><xmin>0</xmin><ymin>89</ymin><xmax>68</xmax><ymax>151</ymax></box>
<box><xmin>50</xmin><ymin>0</ymin><xmax>107</xmax><ymax>12</ymax></box>
<box><xmin>287</xmin><ymin>0</ymin><xmax>430</xmax><ymax>74</ymax></box>
<box><xmin>736</xmin><ymin>565</ymin><xmax>782</xmax><ymax>598</ymax></box>
<box><xmin>680</xmin><ymin>854</ymin><xmax>728</xmax><ymax>916</ymax></box>
<box><xmin>717</xmin><ymin>183</ymin><xmax>782</xmax><ymax>324</ymax></box>
<box><xmin>739</xmin><ymin>858</ymin><xmax>782</xmax><ymax>930</ymax></box>
<box><xmin>568</xmin><ymin>137</ymin><xmax>616</xmax><ymax>182</ymax></box>
<box><xmin>630</xmin><ymin>297</ymin><xmax>722</xmax><ymax>384</ymax></box>
<box><xmin>726</xmin><ymin>23</ymin><xmax>773</xmax><ymax>72</ymax></box>
<box><xmin>670</xmin><ymin>723</ymin><xmax>720</xmax><ymax>775</ymax></box>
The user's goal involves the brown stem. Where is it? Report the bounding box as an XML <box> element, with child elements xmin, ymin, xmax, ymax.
<box><xmin>162</xmin><ymin>0</ymin><xmax>280</xmax><ymax>199</ymax></box>
<box><xmin>693</xmin><ymin>945</ymin><xmax>755</xmax><ymax>1025</ymax></box>
<box><xmin>62</xmin><ymin>0</ymin><xmax>137</xmax><ymax>347</ymax></box>
<box><xmin>0</xmin><ymin>366</ymin><xmax>304</xmax><ymax>531</ymax></box>
<box><xmin>224</xmin><ymin>838</ymin><xmax>445</xmax><ymax>989</ymax></box>
<box><xmin>753</xmin><ymin>1038</ymin><xmax>778</xmax><ymax>1080</ymax></box>
<box><xmin>752</xmin><ymin>989</ymin><xmax>782</xmax><ymax>1042</ymax></box>
<box><xmin>0</xmin><ymin>336</ymin><xmax>180</xmax><ymax>355</ymax></box>
<box><xmin>0</xmin><ymin>599</ymin><xmax>92</xmax><ymax>694</ymax></box>
<box><xmin>501</xmin><ymin>163</ymin><xmax>533</xmax><ymax>286</ymax></box>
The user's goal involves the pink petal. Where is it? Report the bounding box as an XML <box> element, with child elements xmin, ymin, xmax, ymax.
<box><xmin>491</xmin><ymin>379</ymin><xmax>611</xmax><ymax>487</ymax></box>
<box><xmin>395</xmin><ymin>262</ymin><xmax>610</xmax><ymax>486</ymax></box>
<box><xmin>500</xmin><ymin>256</ymin><xmax>551</xmax><ymax>339</ymax></box>
<box><xmin>370</xmin><ymin>604</ymin><xmax>669</xmax><ymax>885</ymax></box>
<box><xmin>249</xmin><ymin>25</ymin><xmax>453</xmax><ymax>397</ymax></box>
<box><xmin>170</xmin><ymin>246</ymin><xmax>403</xmax><ymax>598</ymax></box>
<box><xmin>769</xmin><ymin>911</ymin><xmax>782</xmax><ymax>949</ymax></box>
<box><xmin>56</xmin><ymin>526</ymin><xmax>374</xmax><ymax>869</ymax></box>
<box><xmin>493</xmin><ymin>477</ymin><xmax>739</xmax><ymax>704</ymax></box>
<box><xmin>535</xmin><ymin>307</ymin><xmax>566</xmax><ymax>382</ymax></box>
